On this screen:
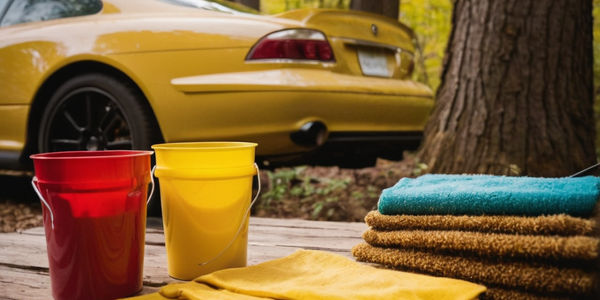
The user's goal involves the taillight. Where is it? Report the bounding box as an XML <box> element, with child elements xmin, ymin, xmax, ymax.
<box><xmin>246</xmin><ymin>29</ymin><xmax>335</xmax><ymax>62</ymax></box>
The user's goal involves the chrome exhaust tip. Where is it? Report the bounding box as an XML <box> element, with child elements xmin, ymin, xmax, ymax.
<box><xmin>290</xmin><ymin>121</ymin><xmax>328</xmax><ymax>147</ymax></box>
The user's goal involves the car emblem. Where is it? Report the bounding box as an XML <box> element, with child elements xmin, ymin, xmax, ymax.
<box><xmin>371</xmin><ymin>24</ymin><xmax>378</xmax><ymax>36</ymax></box>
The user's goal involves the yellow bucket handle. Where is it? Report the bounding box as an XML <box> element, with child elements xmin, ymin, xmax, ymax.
<box><xmin>147</xmin><ymin>165</ymin><xmax>156</xmax><ymax>205</ymax></box>
<box><xmin>198</xmin><ymin>163</ymin><xmax>261</xmax><ymax>266</ymax></box>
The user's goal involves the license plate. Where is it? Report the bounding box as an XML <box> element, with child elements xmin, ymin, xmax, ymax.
<box><xmin>357</xmin><ymin>48</ymin><xmax>390</xmax><ymax>77</ymax></box>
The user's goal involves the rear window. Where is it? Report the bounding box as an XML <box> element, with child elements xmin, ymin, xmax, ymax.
<box><xmin>1</xmin><ymin>0</ymin><xmax>102</xmax><ymax>27</ymax></box>
<box><xmin>160</xmin><ymin>0</ymin><xmax>258</xmax><ymax>15</ymax></box>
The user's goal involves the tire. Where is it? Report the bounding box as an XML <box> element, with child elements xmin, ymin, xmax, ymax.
<box><xmin>38</xmin><ymin>73</ymin><xmax>163</xmax><ymax>216</ymax></box>
<box><xmin>38</xmin><ymin>73</ymin><xmax>157</xmax><ymax>153</ymax></box>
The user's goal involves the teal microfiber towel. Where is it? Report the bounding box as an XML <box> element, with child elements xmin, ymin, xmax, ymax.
<box><xmin>378</xmin><ymin>174</ymin><xmax>600</xmax><ymax>216</ymax></box>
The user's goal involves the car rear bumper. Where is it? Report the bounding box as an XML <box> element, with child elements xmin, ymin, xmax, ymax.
<box><xmin>162</xmin><ymin>68</ymin><xmax>433</xmax><ymax>156</ymax></box>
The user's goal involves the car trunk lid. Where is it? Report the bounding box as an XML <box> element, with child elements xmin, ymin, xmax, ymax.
<box><xmin>275</xmin><ymin>9</ymin><xmax>416</xmax><ymax>79</ymax></box>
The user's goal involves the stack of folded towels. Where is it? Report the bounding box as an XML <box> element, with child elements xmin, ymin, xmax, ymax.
<box><xmin>352</xmin><ymin>174</ymin><xmax>600</xmax><ymax>300</ymax></box>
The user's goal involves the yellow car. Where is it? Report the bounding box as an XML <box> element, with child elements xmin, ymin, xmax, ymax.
<box><xmin>0</xmin><ymin>0</ymin><xmax>432</xmax><ymax>168</ymax></box>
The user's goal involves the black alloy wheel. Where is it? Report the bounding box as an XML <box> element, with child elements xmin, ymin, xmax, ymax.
<box><xmin>38</xmin><ymin>73</ymin><xmax>163</xmax><ymax>216</ymax></box>
<box><xmin>38</xmin><ymin>73</ymin><xmax>157</xmax><ymax>153</ymax></box>
<box><xmin>40</xmin><ymin>87</ymin><xmax>132</xmax><ymax>151</ymax></box>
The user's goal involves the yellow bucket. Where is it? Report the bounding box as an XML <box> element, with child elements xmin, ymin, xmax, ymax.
<box><xmin>152</xmin><ymin>142</ymin><xmax>258</xmax><ymax>280</ymax></box>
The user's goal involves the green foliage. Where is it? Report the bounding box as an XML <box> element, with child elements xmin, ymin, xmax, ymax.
<box><xmin>257</xmin><ymin>166</ymin><xmax>358</xmax><ymax>220</ymax></box>
<box><xmin>261</xmin><ymin>0</ymin><xmax>350</xmax><ymax>14</ymax></box>
<box><xmin>411</xmin><ymin>157</ymin><xmax>428</xmax><ymax>176</ymax></box>
<box><xmin>260</xmin><ymin>168</ymin><xmax>300</xmax><ymax>206</ymax></box>
<box><xmin>400</xmin><ymin>0</ymin><xmax>452</xmax><ymax>92</ymax></box>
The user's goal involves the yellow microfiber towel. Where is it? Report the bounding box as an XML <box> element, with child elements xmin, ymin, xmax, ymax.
<box><xmin>127</xmin><ymin>250</ymin><xmax>486</xmax><ymax>300</ymax></box>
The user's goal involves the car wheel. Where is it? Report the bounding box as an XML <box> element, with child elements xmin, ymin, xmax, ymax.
<box><xmin>38</xmin><ymin>73</ymin><xmax>157</xmax><ymax>153</ymax></box>
<box><xmin>38</xmin><ymin>73</ymin><xmax>163</xmax><ymax>216</ymax></box>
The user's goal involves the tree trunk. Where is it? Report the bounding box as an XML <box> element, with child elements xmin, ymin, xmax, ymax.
<box><xmin>418</xmin><ymin>0</ymin><xmax>596</xmax><ymax>177</ymax></box>
<box><xmin>350</xmin><ymin>0</ymin><xmax>399</xmax><ymax>20</ymax></box>
<box><xmin>231</xmin><ymin>0</ymin><xmax>260</xmax><ymax>10</ymax></box>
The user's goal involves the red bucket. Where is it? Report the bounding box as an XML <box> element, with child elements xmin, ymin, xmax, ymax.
<box><xmin>30</xmin><ymin>150</ymin><xmax>153</xmax><ymax>300</ymax></box>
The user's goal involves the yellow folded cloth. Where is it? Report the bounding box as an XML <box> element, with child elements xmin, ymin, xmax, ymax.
<box><xmin>127</xmin><ymin>250</ymin><xmax>486</xmax><ymax>300</ymax></box>
<box><xmin>130</xmin><ymin>282</ymin><xmax>266</xmax><ymax>300</ymax></box>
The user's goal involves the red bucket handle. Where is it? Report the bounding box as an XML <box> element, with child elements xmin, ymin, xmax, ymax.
<box><xmin>31</xmin><ymin>172</ymin><xmax>155</xmax><ymax>230</ymax></box>
<box><xmin>31</xmin><ymin>178</ymin><xmax>55</xmax><ymax>230</ymax></box>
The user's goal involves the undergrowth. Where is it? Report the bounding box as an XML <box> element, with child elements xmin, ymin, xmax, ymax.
<box><xmin>253</xmin><ymin>155</ymin><xmax>418</xmax><ymax>221</ymax></box>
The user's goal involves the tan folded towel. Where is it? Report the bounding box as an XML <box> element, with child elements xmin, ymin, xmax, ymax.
<box><xmin>364</xmin><ymin>211</ymin><xmax>596</xmax><ymax>236</ymax></box>
<box><xmin>483</xmin><ymin>287</ymin><xmax>572</xmax><ymax>300</ymax></box>
<box><xmin>362</xmin><ymin>229</ymin><xmax>599</xmax><ymax>261</ymax></box>
<box><xmin>352</xmin><ymin>243</ymin><xmax>597</xmax><ymax>295</ymax></box>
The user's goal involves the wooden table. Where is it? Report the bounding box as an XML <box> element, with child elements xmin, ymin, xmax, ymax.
<box><xmin>0</xmin><ymin>217</ymin><xmax>367</xmax><ymax>299</ymax></box>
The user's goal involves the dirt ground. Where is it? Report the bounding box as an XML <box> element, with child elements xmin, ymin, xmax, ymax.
<box><xmin>253</xmin><ymin>155</ymin><xmax>421</xmax><ymax>221</ymax></box>
<box><xmin>0</xmin><ymin>201</ymin><xmax>43</xmax><ymax>233</ymax></box>
<box><xmin>0</xmin><ymin>154</ymin><xmax>421</xmax><ymax>233</ymax></box>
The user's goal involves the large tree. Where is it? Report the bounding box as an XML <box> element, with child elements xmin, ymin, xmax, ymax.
<box><xmin>350</xmin><ymin>0</ymin><xmax>399</xmax><ymax>20</ymax></box>
<box><xmin>418</xmin><ymin>0</ymin><xmax>596</xmax><ymax>177</ymax></box>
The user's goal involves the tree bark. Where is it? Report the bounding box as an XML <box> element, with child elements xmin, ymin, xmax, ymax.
<box><xmin>350</xmin><ymin>0</ymin><xmax>399</xmax><ymax>20</ymax></box>
<box><xmin>231</xmin><ymin>0</ymin><xmax>260</xmax><ymax>10</ymax></box>
<box><xmin>418</xmin><ymin>0</ymin><xmax>596</xmax><ymax>177</ymax></box>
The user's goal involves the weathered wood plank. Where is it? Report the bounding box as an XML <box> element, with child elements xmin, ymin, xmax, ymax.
<box><xmin>0</xmin><ymin>232</ymin><xmax>49</xmax><ymax>269</ymax></box>
<box><xmin>0</xmin><ymin>217</ymin><xmax>366</xmax><ymax>299</ymax></box>
<box><xmin>0</xmin><ymin>265</ymin><xmax>50</xmax><ymax>300</ymax></box>
<box><xmin>0</xmin><ymin>266</ymin><xmax>159</xmax><ymax>299</ymax></box>
<box><xmin>0</xmin><ymin>229</ymin><xmax>365</xmax><ymax>272</ymax></box>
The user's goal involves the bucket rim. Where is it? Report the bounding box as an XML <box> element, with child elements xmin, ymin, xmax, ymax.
<box><xmin>151</xmin><ymin>141</ymin><xmax>257</xmax><ymax>150</ymax></box>
<box><xmin>30</xmin><ymin>150</ymin><xmax>154</xmax><ymax>160</ymax></box>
